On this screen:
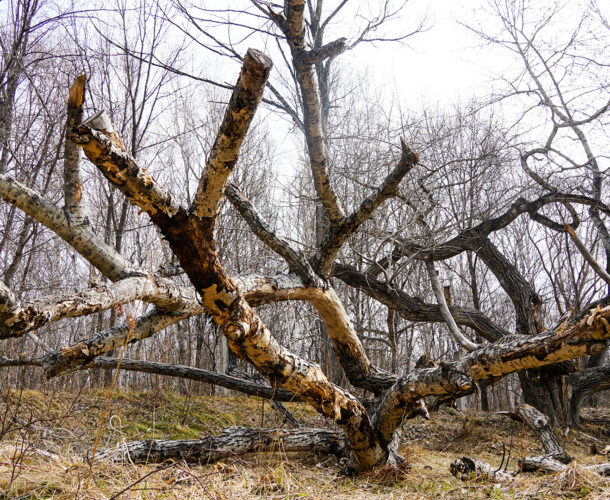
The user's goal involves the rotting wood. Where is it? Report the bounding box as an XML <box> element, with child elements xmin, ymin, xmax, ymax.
<box><xmin>98</xmin><ymin>426</ymin><xmax>347</xmax><ymax>464</ymax></box>
<box><xmin>515</xmin><ymin>404</ymin><xmax>571</xmax><ymax>463</ymax></box>
<box><xmin>449</xmin><ymin>457</ymin><xmax>514</xmax><ymax>482</ymax></box>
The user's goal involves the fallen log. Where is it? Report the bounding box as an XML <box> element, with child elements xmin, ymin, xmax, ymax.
<box><xmin>98</xmin><ymin>426</ymin><xmax>347</xmax><ymax>464</ymax></box>
<box><xmin>519</xmin><ymin>456</ymin><xmax>610</xmax><ymax>476</ymax></box>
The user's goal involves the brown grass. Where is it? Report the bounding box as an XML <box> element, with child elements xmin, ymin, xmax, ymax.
<box><xmin>0</xmin><ymin>389</ymin><xmax>608</xmax><ymax>499</ymax></box>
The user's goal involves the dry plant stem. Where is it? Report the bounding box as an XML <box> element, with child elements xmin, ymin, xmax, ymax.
<box><xmin>85</xmin><ymin>306</ymin><xmax>136</xmax><ymax>486</ymax></box>
<box><xmin>108</xmin><ymin>462</ymin><xmax>179</xmax><ymax>500</ymax></box>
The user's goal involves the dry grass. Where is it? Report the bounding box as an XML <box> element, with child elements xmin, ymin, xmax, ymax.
<box><xmin>0</xmin><ymin>389</ymin><xmax>608</xmax><ymax>499</ymax></box>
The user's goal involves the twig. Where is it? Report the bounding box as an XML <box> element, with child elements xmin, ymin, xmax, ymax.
<box><xmin>108</xmin><ymin>462</ymin><xmax>178</xmax><ymax>500</ymax></box>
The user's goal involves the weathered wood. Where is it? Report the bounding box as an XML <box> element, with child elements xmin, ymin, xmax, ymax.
<box><xmin>89</xmin><ymin>358</ymin><xmax>300</xmax><ymax>402</ymax></box>
<box><xmin>74</xmin><ymin>49</ymin><xmax>389</xmax><ymax>471</ymax></box>
<box><xmin>191</xmin><ymin>49</ymin><xmax>273</xmax><ymax>222</ymax></box>
<box><xmin>274</xmin><ymin>0</ymin><xmax>345</xmax><ymax>225</ymax></box>
<box><xmin>450</xmin><ymin>457</ymin><xmax>514</xmax><ymax>482</ymax></box>
<box><xmin>375</xmin><ymin>303</ymin><xmax>610</xmax><ymax>447</ymax></box>
<box><xmin>519</xmin><ymin>456</ymin><xmax>610</xmax><ymax>476</ymax></box>
<box><xmin>516</xmin><ymin>404</ymin><xmax>571</xmax><ymax>463</ymax></box>
<box><xmin>1</xmin><ymin>276</ymin><xmax>199</xmax><ymax>339</ymax></box>
<box><xmin>98</xmin><ymin>426</ymin><xmax>347</xmax><ymax>464</ymax></box>
<box><xmin>0</xmin><ymin>174</ymin><xmax>141</xmax><ymax>281</ymax></box>
<box><xmin>63</xmin><ymin>74</ymin><xmax>87</xmax><ymax>226</ymax></box>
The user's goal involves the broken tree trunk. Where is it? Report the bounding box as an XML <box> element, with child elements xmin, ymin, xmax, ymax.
<box><xmin>98</xmin><ymin>426</ymin><xmax>347</xmax><ymax>464</ymax></box>
<box><xmin>73</xmin><ymin>50</ymin><xmax>389</xmax><ymax>471</ymax></box>
<box><xmin>516</xmin><ymin>403</ymin><xmax>571</xmax><ymax>464</ymax></box>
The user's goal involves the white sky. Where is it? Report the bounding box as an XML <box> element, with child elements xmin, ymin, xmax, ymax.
<box><xmin>348</xmin><ymin>1</ymin><xmax>503</xmax><ymax>107</ymax></box>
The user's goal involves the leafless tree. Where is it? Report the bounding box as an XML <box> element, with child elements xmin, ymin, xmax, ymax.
<box><xmin>1</xmin><ymin>0</ymin><xmax>609</xmax><ymax>472</ymax></box>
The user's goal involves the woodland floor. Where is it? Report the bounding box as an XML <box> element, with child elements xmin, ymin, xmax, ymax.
<box><xmin>0</xmin><ymin>388</ymin><xmax>608</xmax><ymax>499</ymax></box>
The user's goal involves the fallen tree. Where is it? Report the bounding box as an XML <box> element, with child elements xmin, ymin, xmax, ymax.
<box><xmin>2</xmin><ymin>0</ymin><xmax>610</xmax><ymax>474</ymax></box>
<box><xmin>97</xmin><ymin>426</ymin><xmax>347</xmax><ymax>464</ymax></box>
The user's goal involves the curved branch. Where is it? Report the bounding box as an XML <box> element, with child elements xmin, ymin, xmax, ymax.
<box><xmin>0</xmin><ymin>174</ymin><xmax>141</xmax><ymax>281</ymax></box>
<box><xmin>333</xmin><ymin>263</ymin><xmax>510</xmax><ymax>342</ymax></box>
<box><xmin>425</xmin><ymin>260</ymin><xmax>480</xmax><ymax>351</ymax></box>
<box><xmin>312</xmin><ymin>139</ymin><xmax>418</xmax><ymax>275</ymax></box>
<box><xmin>225</xmin><ymin>184</ymin><xmax>319</xmax><ymax>283</ymax></box>
<box><xmin>391</xmin><ymin>193</ymin><xmax>610</xmax><ymax>262</ymax></box>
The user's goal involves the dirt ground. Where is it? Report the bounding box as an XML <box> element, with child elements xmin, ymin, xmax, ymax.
<box><xmin>0</xmin><ymin>389</ymin><xmax>608</xmax><ymax>499</ymax></box>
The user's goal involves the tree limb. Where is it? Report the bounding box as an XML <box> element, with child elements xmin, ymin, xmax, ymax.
<box><xmin>425</xmin><ymin>260</ymin><xmax>480</xmax><ymax>351</ymax></box>
<box><xmin>0</xmin><ymin>174</ymin><xmax>140</xmax><ymax>281</ymax></box>
<box><xmin>564</xmin><ymin>223</ymin><xmax>610</xmax><ymax>286</ymax></box>
<box><xmin>63</xmin><ymin>74</ymin><xmax>88</xmax><ymax>226</ymax></box>
<box><xmin>191</xmin><ymin>49</ymin><xmax>273</xmax><ymax>221</ymax></box>
<box><xmin>312</xmin><ymin>139</ymin><xmax>418</xmax><ymax>275</ymax></box>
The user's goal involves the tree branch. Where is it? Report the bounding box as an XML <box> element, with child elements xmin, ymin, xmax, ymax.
<box><xmin>225</xmin><ymin>183</ymin><xmax>319</xmax><ymax>283</ymax></box>
<box><xmin>425</xmin><ymin>260</ymin><xmax>480</xmax><ymax>351</ymax></box>
<box><xmin>191</xmin><ymin>49</ymin><xmax>273</xmax><ymax>220</ymax></box>
<box><xmin>63</xmin><ymin>74</ymin><xmax>87</xmax><ymax>226</ymax></box>
<box><xmin>564</xmin><ymin>223</ymin><xmax>610</xmax><ymax>286</ymax></box>
<box><xmin>0</xmin><ymin>276</ymin><xmax>200</xmax><ymax>339</ymax></box>
<box><xmin>312</xmin><ymin>139</ymin><xmax>418</xmax><ymax>275</ymax></box>
<box><xmin>0</xmin><ymin>174</ymin><xmax>140</xmax><ymax>281</ymax></box>
<box><xmin>375</xmin><ymin>301</ymin><xmax>610</xmax><ymax>444</ymax></box>
<box><xmin>333</xmin><ymin>263</ymin><xmax>510</xmax><ymax>342</ymax></box>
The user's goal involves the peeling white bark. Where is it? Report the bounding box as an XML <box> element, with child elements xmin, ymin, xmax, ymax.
<box><xmin>0</xmin><ymin>174</ymin><xmax>140</xmax><ymax>281</ymax></box>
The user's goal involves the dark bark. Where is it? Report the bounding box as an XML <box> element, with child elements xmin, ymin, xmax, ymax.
<box><xmin>89</xmin><ymin>357</ymin><xmax>300</xmax><ymax>402</ymax></box>
<box><xmin>98</xmin><ymin>426</ymin><xmax>347</xmax><ymax>464</ymax></box>
<box><xmin>333</xmin><ymin>263</ymin><xmax>509</xmax><ymax>342</ymax></box>
<box><xmin>568</xmin><ymin>363</ymin><xmax>610</xmax><ymax>426</ymax></box>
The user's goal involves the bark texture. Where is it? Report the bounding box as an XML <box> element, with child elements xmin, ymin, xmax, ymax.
<box><xmin>516</xmin><ymin>404</ymin><xmax>571</xmax><ymax>463</ymax></box>
<box><xmin>98</xmin><ymin>426</ymin><xmax>347</xmax><ymax>464</ymax></box>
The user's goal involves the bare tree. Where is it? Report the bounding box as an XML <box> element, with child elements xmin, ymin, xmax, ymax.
<box><xmin>1</xmin><ymin>0</ymin><xmax>609</xmax><ymax>472</ymax></box>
